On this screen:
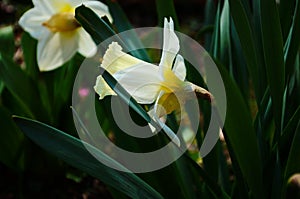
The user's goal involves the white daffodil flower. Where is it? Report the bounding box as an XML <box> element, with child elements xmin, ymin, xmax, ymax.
<box><xmin>19</xmin><ymin>0</ymin><xmax>112</xmax><ymax>71</ymax></box>
<box><xmin>94</xmin><ymin>18</ymin><xmax>212</xmax><ymax>146</ymax></box>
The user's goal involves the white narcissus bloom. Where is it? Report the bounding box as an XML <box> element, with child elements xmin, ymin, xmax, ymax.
<box><xmin>94</xmin><ymin>18</ymin><xmax>212</xmax><ymax>146</ymax></box>
<box><xmin>19</xmin><ymin>0</ymin><xmax>112</xmax><ymax>71</ymax></box>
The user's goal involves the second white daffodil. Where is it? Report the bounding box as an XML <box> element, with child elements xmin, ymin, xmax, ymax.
<box><xmin>19</xmin><ymin>0</ymin><xmax>112</xmax><ymax>71</ymax></box>
<box><xmin>94</xmin><ymin>18</ymin><xmax>212</xmax><ymax>146</ymax></box>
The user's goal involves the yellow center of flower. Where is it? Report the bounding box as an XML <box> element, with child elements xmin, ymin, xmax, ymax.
<box><xmin>42</xmin><ymin>12</ymin><xmax>80</xmax><ymax>33</ymax></box>
<box><xmin>157</xmin><ymin>93</ymin><xmax>180</xmax><ymax>117</ymax></box>
<box><xmin>157</xmin><ymin>68</ymin><xmax>187</xmax><ymax>116</ymax></box>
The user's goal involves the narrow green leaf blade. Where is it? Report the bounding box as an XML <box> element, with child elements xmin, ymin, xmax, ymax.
<box><xmin>284</xmin><ymin>0</ymin><xmax>300</xmax><ymax>78</ymax></box>
<box><xmin>217</xmin><ymin>62</ymin><xmax>264</xmax><ymax>199</ymax></box>
<box><xmin>284</xmin><ymin>121</ymin><xmax>300</xmax><ymax>181</ymax></box>
<box><xmin>0</xmin><ymin>26</ymin><xmax>15</xmax><ymax>58</ymax></box>
<box><xmin>13</xmin><ymin>116</ymin><xmax>163</xmax><ymax>199</ymax></box>
<box><xmin>0</xmin><ymin>107</ymin><xmax>25</xmax><ymax>171</ymax></box>
<box><xmin>203</xmin><ymin>0</ymin><xmax>216</xmax><ymax>50</ymax></box>
<box><xmin>21</xmin><ymin>32</ymin><xmax>39</xmax><ymax>80</ymax></box>
<box><xmin>75</xmin><ymin>5</ymin><xmax>121</xmax><ymax>44</ymax></box>
<box><xmin>0</xmin><ymin>54</ymin><xmax>40</xmax><ymax>118</ymax></box>
<box><xmin>219</xmin><ymin>0</ymin><xmax>232</xmax><ymax>72</ymax></box>
<box><xmin>228</xmin><ymin>0</ymin><xmax>260</xmax><ymax>99</ymax></box>
<box><xmin>155</xmin><ymin>0</ymin><xmax>179</xmax><ymax>30</ymax></box>
<box><xmin>279</xmin><ymin>0</ymin><xmax>297</xmax><ymax>41</ymax></box>
<box><xmin>260</xmin><ymin>0</ymin><xmax>285</xmax><ymax>131</ymax></box>
<box><xmin>105</xmin><ymin>0</ymin><xmax>150</xmax><ymax>61</ymax></box>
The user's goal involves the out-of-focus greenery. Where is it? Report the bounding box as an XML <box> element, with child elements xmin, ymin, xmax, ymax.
<box><xmin>0</xmin><ymin>0</ymin><xmax>300</xmax><ymax>198</ymax></box>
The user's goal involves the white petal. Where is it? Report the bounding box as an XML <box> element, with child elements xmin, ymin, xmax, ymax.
<box><xmin>18</xmin><ymin>8</ymin><xmax>50</xmax><ymax>39</ymax></box>
<box><xmin>159</xmin><ymin>17</ymin><xmax>180</xmax><ymax>70</ymax></box>
<box><xmin>37</xmin><ymin>31</ymin><xmax>79</xmax><ymax>71</ymax></box>
<box><xmin>65</xmin><ymin>0</ymin><xmax>83</xmax><ymax>7</ymax></box>
<box><xmin>101</xmin><ymin>42</ymin><xmax>147</xmax><ymax>74</ymax></box>
<box><xmin>172</xmin><ymin>54</ymin><xmax>186</xmax><ymax>81</ymax></box>
<box><xmin>113</xmin><ymin>63</ymin><xmax>162</xmax><ymax>104</ymax></box>
<box><xmin>84</xmin><ymin>1</ymin><xmax>113</xmax><ymax>22</ymax></box>
<box><xmin>77</xmin><ymin>28</ymin><xmax>97</xmax><ymax>57</ymax></box>
<box><xmin>94</xmin><ymin>75</ymin><xmax>116</xmax><ymax>99</ymax></box>
<box><xmin>147</xmin><ymin>109</ymin><xmax>158</xmax><ymax>134</ymax></box>
<box><xmin>32</xmin><ymin>0</ymin><xmax>57</xmax><ymax>14</ymax></box>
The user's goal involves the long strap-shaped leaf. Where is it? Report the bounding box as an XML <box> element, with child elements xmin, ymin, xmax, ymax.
<box><xmin>217</xmin><ymin>61</ymin><xmax>264</xmax><ymax>199</ymax></box>
<box><xmin>260</xmin><ymin>0</ymin><xmax>285</xmax><ymax>133</ymax></box>
<box><xmin>105</xmin><ymin>0</ymin><xmax>150</xmax><ymax>61</ymax></box>
<box><xmin>228</xmin><ymin>0</ymin><xmax>260</xmax><ymax>100</ymax></box>
<box><xmin>13</xmin><ymin>116</ymin><xmax>163</xmax><ymax>199</ymax></box>
<box><xmin>75</xmin><ymin>5</ymin><xmax>125</xmax><ymax>47</ymax></box>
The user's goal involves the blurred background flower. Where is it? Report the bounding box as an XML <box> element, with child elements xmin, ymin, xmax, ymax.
<box><xmin>18</xmin><ymin>0</ymin><xmax>112</xmax><ymax>71</ymax></box>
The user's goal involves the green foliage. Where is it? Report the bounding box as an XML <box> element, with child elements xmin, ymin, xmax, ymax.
<box><xmin>14</xmin><ymin>116</ymin><xmax>163</xmax><ymax>199</ymax></box>
<box><xmin>0</xmin><ymin>0</ymin><xmax>299</xmax><ymax>198</ymax></box>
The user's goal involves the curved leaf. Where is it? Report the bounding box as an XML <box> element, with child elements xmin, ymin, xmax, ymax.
<box><xmin>217</xmin><ymin>62</ymin><xmax>264</xmax><ymax>199</ymax></box>
<box><xmin>13</xmin><ymin>116</ymin><xmax>163</xmax><ymax>199</ymax></box>
<box><xmin>260</xmin><ymin>0</ymin><xmax>285</xmax><ymax>132</ymax></box>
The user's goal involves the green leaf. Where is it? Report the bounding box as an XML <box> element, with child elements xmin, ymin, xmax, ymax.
<box><xmin>0</xmin><ymin>53</ymin><xmax>40</xmax><ymax>118</ymax></box>
<box><xmin>219</xmin><ymin>0</ymin><xmax>232</xmax><ymax>74</ymax></box>
<box><xmin>75</xmin><ymin>5</ymin><xmax>125</xmax><ymax>46</ymax></box>
<box><xmin>155</xmin><ymin>0</ymin><xmax>179</xmax><ymax>30</ymax></box>
<box><xmin>0</xmin><ymin>106</ymin><xmax>25</xmax><ymax>171</ymax></box>
<box><xmin>217</xmin><ymin>62</ymin><xmax>264</xmax><ymax>199</ymax></box>
<box><xmin>211</xmin><ymin>1</ymin><xmax>221</xmax><ymax>57</ymax></box>
<box><xmin>260</xmin><ymin>0</ymin><xmax>285</xmax><ymax>132</ymax></box>
<box><xmin>230</xmin><ymin>21</ymin><xmax>249</xmax><ymax>99</ymax></box>
<box><xmin>228</xmin><ymin>0</ymin><xmax>260</xmax><ymax>99</ymax></box>
<box><xmin>0</xmin><ymin>26</ymin><xmax>15</xmax><ymax>58</ymax></box>
<box><xmin>284</xmin><ymin>121</ymin><xmax>300</xmax><ymax>186</ymax></box>
<box><xmin>0</xmin><ymin>79</ymin><xmax>3</xmax><ymax>94</ymax></box>
<box><xmin>203</xmin><ymin>0</ymin><xmax>216</xmax><ymax>50</ymax></box>
<box><xmin>105</xmin><ymin>0</ymin><xmax>132</xmax><ymax>31</ymax></box>
<box><xmin>284</xmin><ymin>0</ymin><xmax>300</xmax><ymax>79</ymax></box>
<box><xmin>279</xmin><ymin>105</ymin><xmax>300</xmax><ymax>157</ymax></box>
<box><xmin>105</xmin><ymin>0</ymin><xmax>150</xmax><ymax>61</ymax></box>
<box><xmin>279</xmin><ymin>0</ymin><xmax>297</xmax><ymax>41</ymax></box>
<box><xmin>21</xmin><ymin>32</ymin><xmax>39</xmax><ymax>80</ymax></box>
<box><xmin>76</xmin><ymin>5</ymin><xmax>149</xmax><ymax>61</ymax></box>
<box><xmin>13</xmin><ymin>116</ymin><xmax>163</xmax><ymax>199</ymax></box>
<box><xmin>183</xmin><ymin>154</ymin><xmax>230</xmax><ymax>199</ymax></box>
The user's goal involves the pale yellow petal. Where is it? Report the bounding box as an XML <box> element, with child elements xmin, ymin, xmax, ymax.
<box><xmin>101</xmin><ymin>42</ymin><xmax>147</xmax><ymax>74</ymax></box>
<box><xmin>94</xmin><ymin>75</ymin><xmax>116</xmax><ymax>99</ymax></box>
<box><xmin>161</xmin><ymin>67</ymin><xmax>184</xmax><ymax>92</ymax></box>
